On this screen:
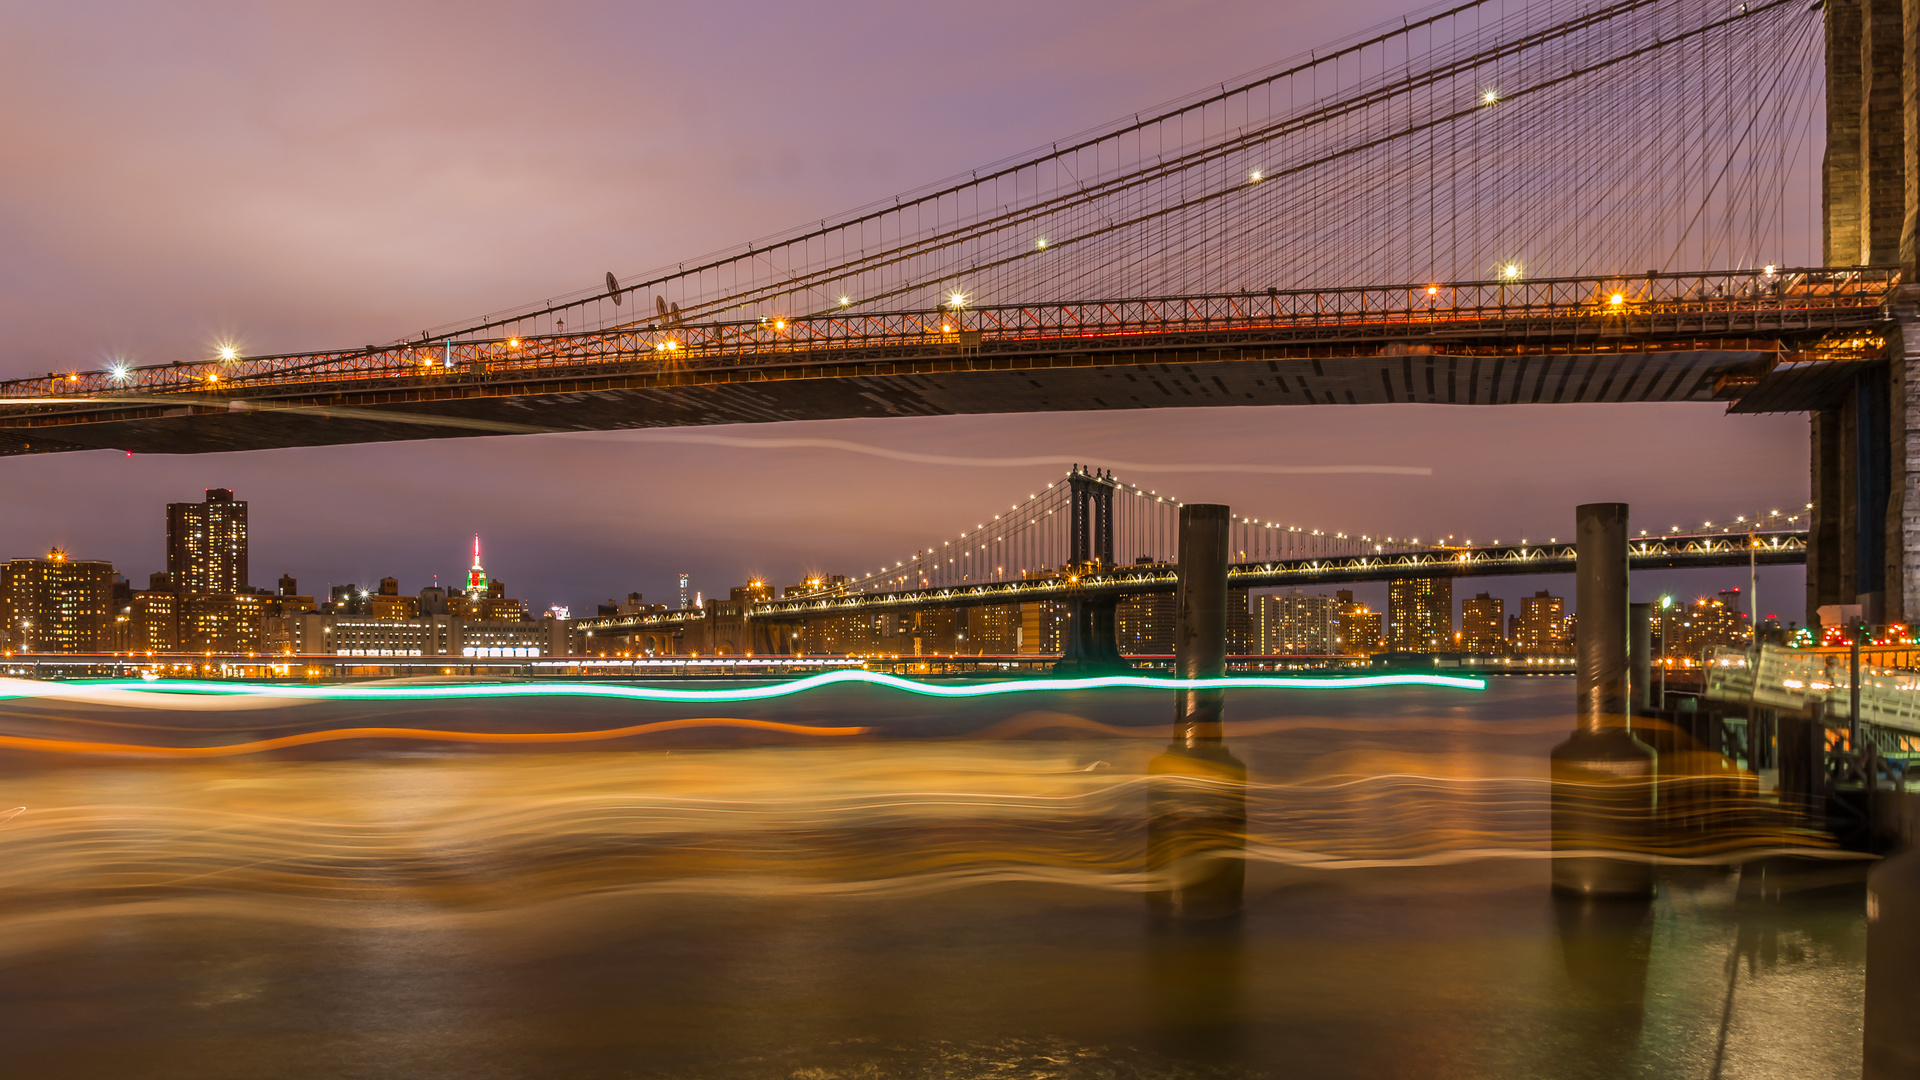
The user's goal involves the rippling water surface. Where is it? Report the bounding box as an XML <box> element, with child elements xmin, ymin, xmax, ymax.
<box><xmin>0</xmin><ymin>676</ymin><xmax>1867</xmax><ymax>1078</ymax></box>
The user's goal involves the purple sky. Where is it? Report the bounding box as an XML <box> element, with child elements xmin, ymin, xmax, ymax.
<box><xmin>0</xmin><ymin>0</ymin><xmax>1808</xmax><ymax>619</ymax></box>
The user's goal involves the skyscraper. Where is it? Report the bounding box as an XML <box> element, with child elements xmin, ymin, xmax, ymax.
<box><xmin>166</xmin><ymin>489</ymin><xmax>248</xmax><ymax>593</ymax></box>
<box><xmin>465</xmin><ymin>535</ymin><xmax>489</xmax><ymax>600</ymax></box>
<box><xmin>1387</xmin><ymin>576</ymin><xmax>1452</xmax><ymax>652</ymax></box>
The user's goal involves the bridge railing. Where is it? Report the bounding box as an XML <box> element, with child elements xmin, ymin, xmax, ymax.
<box><xmin>0</xmin><ymin>268</ymin><xmax>1897</xmax><ymax>404</ymax></box>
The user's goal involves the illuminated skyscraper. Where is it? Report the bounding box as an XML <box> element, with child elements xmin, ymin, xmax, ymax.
<box><xmin>1387</xmin><ymin>576</ymin><xmax>1452</xmax><ymax>652</ymax></box>
<box><xmin>465</xmin><ymin>535</ymin><xmax>488</xmax><ymax>600</ymax></box>
<box><xmin>166</xmin><ymin>488</ymin><xmax>247</xmax><ymax>593</ymax></box>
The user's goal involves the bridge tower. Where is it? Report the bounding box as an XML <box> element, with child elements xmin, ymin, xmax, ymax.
<box><xmin>1056</xmin><ymin>466</ymin><xmax>1127</xmax><ymax>672</ymax></box>
<box><xmin>1813</xmin><ymin>0</ymin><xmax>1918</xmax><ymax>627</ymax></box>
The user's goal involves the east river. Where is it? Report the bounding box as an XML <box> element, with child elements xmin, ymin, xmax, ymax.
<box><xmin>0</xmin><ymin>676</ymin><xmax>1868</xmax><ymax>1078</ymax></box>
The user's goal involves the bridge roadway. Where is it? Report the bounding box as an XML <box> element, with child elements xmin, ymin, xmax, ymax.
<box><xmin>0</xmin><ymin>270</ymin><xmax>1891</xmax><ymax>456</ymax></box>
<box><xmin>573</xmin><ymin>530</ymin><xmax>1808</xmax><ymax>635</ymax></box>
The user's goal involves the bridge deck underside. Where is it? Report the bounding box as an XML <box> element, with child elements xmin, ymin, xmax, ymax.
<box><xmin>2</xmin><ymin>341</ymin><xmax>1774</xmax><ymax>456</ymax></box>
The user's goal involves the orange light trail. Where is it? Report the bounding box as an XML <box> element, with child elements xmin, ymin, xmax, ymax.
<box><xmin>0</xmin><ymin>717</ymin><xmax>869</xmax><ymax>758</ymax></box>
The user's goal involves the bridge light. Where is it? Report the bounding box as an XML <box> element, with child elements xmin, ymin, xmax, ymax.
<box><xmin>1035</xmin><ymin>238</ymin><xmax>1048</xmax><ymax>250</ymax></box>
<box><xmin>1763</xmin><ymin>264</ymin><xmax>1777</xmax><ymax>276</ymax></box>
<box><xmin>948</xmin><ymin>291</ymin><xmax>967</xmax><ymax>308</ymax></box>
<box><xmin>217</xmin><ymin>345</ymin><xmax>238</xmax><ymax>361</ymax></box>
<box><xmin>774</xmin><ymin>320</ymin><xmax>786</xmax><ymax>331</ymax></box>
<box><xmin>1501</xmin><ymin>264</ymin><xmax>1521</xmax><ymax>280</ymax></box>
<box><xmin>1248</xmin><ymin>169</ymin><xmax>1264</xmax><ymax>183</ymax></box>
<box><xmin>108</xmin><ymin>365</ymin><xmax>129</xmax><ymax>381</ymax></box>
<box><xmin>1482</xmin><ymin>89</ymin><xmax>1499</xmax><ymax>105</ymax></box>
<box><xmin>1609</xmin><ymin>293</ymin><xmax>1624</xmax><ymax>306</ymax></box>
<box><xmin>508</xmin><ymin>338</ymin><xmax>519</xmax><ymax>348</ymax></box>
<box><xmin>837</xmin><ymin>296</ymin><xmax>851</xmax><ymax>306</ymax></box>
<box><xmin>1427</xmin><ymin>285</ymin><xmax>1439</xmax><ymax>296</ymax></box>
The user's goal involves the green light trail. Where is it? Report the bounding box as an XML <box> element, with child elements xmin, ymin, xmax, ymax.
<box><xmin>0</xmin><ymin>669</ymin><xmax>1485</xmax><ymax>705</ymax></box>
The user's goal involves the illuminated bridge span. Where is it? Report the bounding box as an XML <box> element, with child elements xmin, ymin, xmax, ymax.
<box><xmin>0</xmin><ymin>0</ymin><xmax>1866</xmax><ymax>456</ymax></box>
<box><xmin>573</xmin><ymin>467</ymin><xmax>1808</xmax><ymax>650</ymax></box>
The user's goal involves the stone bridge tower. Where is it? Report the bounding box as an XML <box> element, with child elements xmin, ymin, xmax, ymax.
<box><xmin>1810</xmin><ymin>0</ymin><xmax>1919</xmax><ymax>627</ymax></box>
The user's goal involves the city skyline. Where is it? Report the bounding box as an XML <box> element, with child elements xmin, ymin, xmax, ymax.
<box><xmin>4</xmin><ymin>468</ymin><xmax>1807</xmax><ymax>627</ymax></box>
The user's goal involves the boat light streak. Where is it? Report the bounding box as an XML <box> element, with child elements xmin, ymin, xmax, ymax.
<box><xmin>0</xmin><ymin>670</ymin><xmax>1487</xmax><ymax>707</ymax></box>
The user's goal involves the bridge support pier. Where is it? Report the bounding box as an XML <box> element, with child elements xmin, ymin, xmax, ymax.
<box><xmin>1055</xmin><ymin>596</ymin><xmax>1128</xmax><ymax>673</ymax></box>
<box><xmin>1148</xmin><ymin>504</ymin><xmax>1245</xmax><ymax>920</ymax></box>
<box><xmin>1551</xmin><ymin>503</ymin><xmax>1655</xmax><ymax>898</ymax></box>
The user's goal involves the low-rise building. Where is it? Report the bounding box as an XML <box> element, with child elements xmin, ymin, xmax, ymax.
<box><xmin>263</xmin><ymin>612</ymin><xmax>571</xmax><ymax>657</ymax></box>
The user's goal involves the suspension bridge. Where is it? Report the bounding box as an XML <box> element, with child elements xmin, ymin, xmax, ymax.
<box><xmin>0</xmin><ymin>0</ymin><xmax>1906</xmax><ymax>629</ymax></box>
<box><xmin>571</xmin><ymin>466</ymin><xmax>1808</xmax><ymax>663</ymax></box>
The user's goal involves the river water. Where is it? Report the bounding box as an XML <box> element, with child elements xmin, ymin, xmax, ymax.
<box><xmin>0</xmin><ymin>675</ymin><xmax>1868</xmax><ymax>1078</ymax></box>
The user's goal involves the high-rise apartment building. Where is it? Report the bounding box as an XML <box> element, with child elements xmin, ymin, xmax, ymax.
<box><xmin>1335</xmin><ymin>589</ymin><xmax>1383</xmax><ymax>654</ymax></box>
<box><xmin>1461</xmin><ymin>593</ymin><xmax>1507</xmax><ymax>654</ymax></box>
<box><xmin>1661</xmin><ymin>590</ymin><xmax>1751</xmax><ymax>659</ymax></box>
<box><xmin>1</xmin><ymin>550</ymin><xmax>116</xmax><ymax>652</ymax></box>
<box><xmin>1515</xmin><ymin>590</ymin><xmax>1572</xmax><ymax>654</ymax></box>
<box><xmin>965</xmin><ymin>604</ymin><xmax>1019</xmax><ymax>653</ymax></box>
<box><xmin>1258</xmin><ymin>591</ymin><xmax>1340</xmax><ymax>654</ymax></box>
<box><xmin>166</xmin><ymin>489</ymin><xmax>248</xmax><ymax>594</ymax></box>
<box><xmin>1387</xmin><ymin>576</ymin><xmax>1452</xmax><ymax>652</ymax></box>
<box><xmin>1116</xmin><ymin>592</ymin><xmax>1176</xmax><ymax>654</ymax></box>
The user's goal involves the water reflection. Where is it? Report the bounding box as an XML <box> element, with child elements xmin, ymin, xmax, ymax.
<box><xmin>0</xmin><ymin>679</ymin><xmax>1874</xmax><ymax>1078</ymax></box>
<box><xmin>1552</xmin><ymin>896</ymin><xmax>1652</xmax><ymax>1076</ymax></box>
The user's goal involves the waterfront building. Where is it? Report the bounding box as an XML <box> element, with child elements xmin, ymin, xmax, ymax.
<box><xmin>1258</xmin><ymin>591</ymin><xmax>1340</xmax><ymax>654</ymax></box>
<box><xmin>120</xmin><ymin>588</ymin><xmax>181</xmax><ymax>653</ymax></box>
<box><xmin>179</xmin><ymin>592</ymin><xmax>274</xmax><ymax>653</ymax></box>
<box><xmin>1461</xmin><ymin>593</ymin><xmax>1507</xmax><ymax>654</ymax></box>
<box><xmin>1</xmin><ymin>549</ymin><xmax>116</xmax><ymax>652</ymax></box>
<box><xmin>1019</xmin><ymin>601</ymin><xmax>1069</xmax><ymax>654</ymax></box>
<box><xmin>1387</xmin><ymin>576</ymin><xmax>1452</xmax><ymax>652</ymax></box>
<box><xmin>1515</xmin><ymin>590</ymin><xmax>1573</xmax><ymax>655</ymax></box>
<box><xmin>264</xmin><ymin>612</ymin><xmax>570</xmax><ymax>657</ymax></box>
<box><xmin>166</xmin><ymin>488</ymin><xmax>248</xmax><ymax>594</ymax></box>
<box><xmin>1336</xmin><ymin>590</ymin><xmax>1383</xmax><ymax>655</ymax></box>
<box><xmin>1661</xmin><ymin>589</ymin><xmax>1751</xmax><ymax>660</ymax></box>
<box><xmin>1117</xmin><ymin>592</ymin><xmax>1175</xmax><ymax>654</ymax></box>
<box><xmin>965</xmin><ymin>604</ymin><xmax>1019</xmax><ymax>653</ymax></box>
<box><xmin>1228</xmin><ymin>589</ymin><xmax>1251</xmax><ymax>654</ymax></box>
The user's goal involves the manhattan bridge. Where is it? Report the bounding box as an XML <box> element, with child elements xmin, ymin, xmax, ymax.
<box><xmin>1</xmin><ymin>0</ymin><xmax>1908</xmax><ymax>633</ymax></box>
